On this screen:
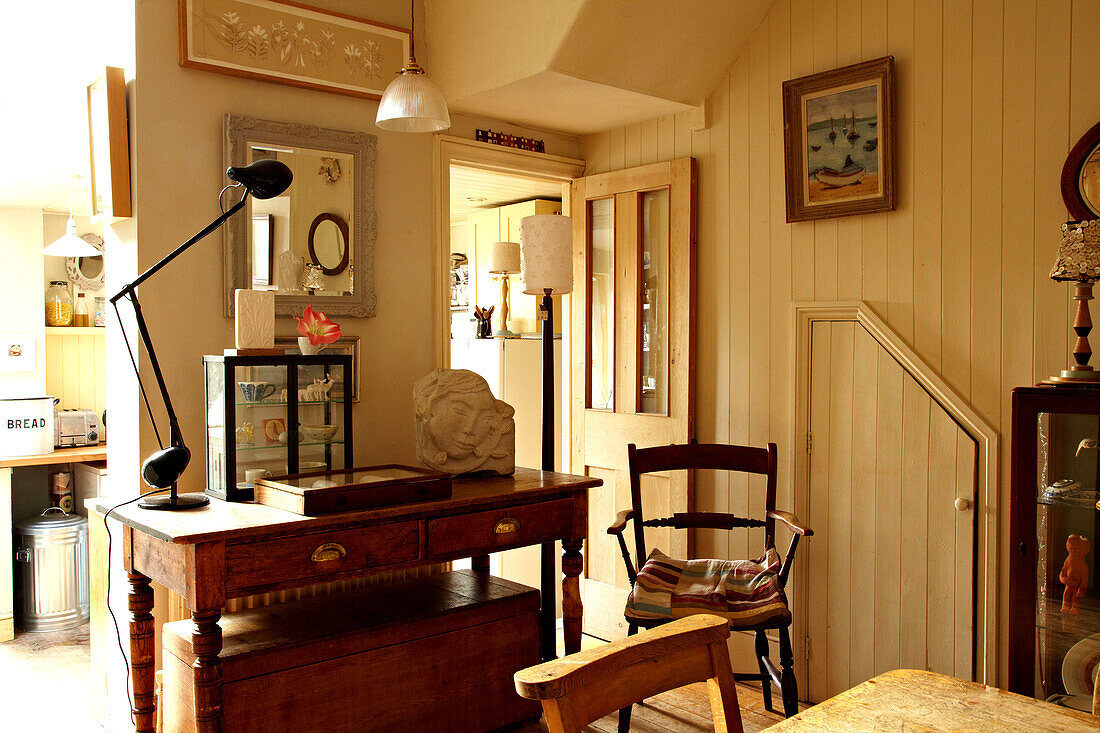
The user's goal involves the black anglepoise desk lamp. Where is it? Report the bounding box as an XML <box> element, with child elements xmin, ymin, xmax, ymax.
<box><xmin>111</xmin><ymin>159</ymin><xmax>293</xmax><ymax>510</ymax></box>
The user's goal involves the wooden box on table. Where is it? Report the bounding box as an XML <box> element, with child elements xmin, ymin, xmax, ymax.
<box><xmin>160</xmin><ymin>570</ymin><xmax>541</xmax><ymax>732</ymax></box>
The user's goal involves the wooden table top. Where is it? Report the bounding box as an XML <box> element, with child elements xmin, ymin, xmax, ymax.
<box><xmin>0</xmin><ymin>443</ymin><xmax>107</xmax><ymax>469</ymax></box>
<box><xmin>769</xmin><ymin>669</ymin><xmax>1096</xmax><ymax>732</ymax></box>
<box><xmin>97</xmin><ymin>467</ymin><xmax>599</xmax><ymax>544</ymax></box>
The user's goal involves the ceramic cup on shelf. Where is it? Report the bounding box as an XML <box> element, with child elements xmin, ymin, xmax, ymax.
<box><xmin>244</xmin><ymin>468</ymin><xmax>272</xmax><ymax>485</ymax></box>
<box><xmin>238</xmin><ymin>381</ymin><xmax>277</xmax><ymax>402</ymax></box>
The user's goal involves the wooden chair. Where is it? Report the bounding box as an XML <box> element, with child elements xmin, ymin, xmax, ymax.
<box><xmin>608</xmin><ymin>442</ymin><xmax>812</xmax><ymax>726</ymax></box>
<box><xmin>514</xmin><ymin>614</ymin><xmax>744</xmax><ymax>733</ymax></box>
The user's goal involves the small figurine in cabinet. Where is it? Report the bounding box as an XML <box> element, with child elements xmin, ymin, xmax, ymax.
<box><xmin>1059</xmin><ymin>534</ymin><xmax>1090</xmax><ymax>614</ymax></box>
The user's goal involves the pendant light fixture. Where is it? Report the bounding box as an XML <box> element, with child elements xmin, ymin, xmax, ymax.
<box><xmin>375</xmin><ymin>0</ymin><xmax>450</xmax><ymax>133</ymax></box>
<box><xmin>42</xmin><ymin>176</ymin><xmax>101</xmax><ymax>258</ymax></box>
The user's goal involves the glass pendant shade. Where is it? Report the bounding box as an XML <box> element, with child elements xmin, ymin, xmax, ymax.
<box><xmin>42</xmin><ymin>217</ymin><xmax>101</xmax><ymax>258</ymax></box>
<box><xmin>375</xmin><ymin>61</ymin><xmax>451</xmax><ymax>133</ymax></box>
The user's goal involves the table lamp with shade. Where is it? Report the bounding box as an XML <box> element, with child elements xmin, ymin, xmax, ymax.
<box><xmin>1046</xmin><ymin>219</ymin><xmax>1100</xmax><ymax>384</ymax></box>
<box><xmin>111</xmin><ymin>159</ymin><xmax>293</xmax><ymax>510</ymax></box>
<box><xmin>489</xmin><ymin>241</ymin><xmax>520</xmax><ymax>337</ymax></box>
<box><xmin>520</xmin><ymin>213</ymin><xmax>572</xmax><ymax>660</ymax></box>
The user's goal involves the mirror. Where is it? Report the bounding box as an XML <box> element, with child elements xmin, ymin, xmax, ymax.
<box><xmin>308</xmin><ymin>213</ymin><xmax>350</xmax><ymax>275</ymax></box>
<box><xmin>223</xmin><ymin>115</ymin><xmax>377</xmax><ymax>317</ymax></box>
<box><xmin>66</xmin><ymin>233</ymin><xmax>105</xmax><ymax>290</ymax></box>
<box><xmin>1062</xmin><ymin>120</ymin><xmax>1100</xmax><ymax>220</ymax></box>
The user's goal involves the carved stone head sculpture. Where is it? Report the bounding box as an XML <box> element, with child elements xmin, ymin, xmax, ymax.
<box><xmin>413</xmin><ymin>369</ymin><xmax>515</xmax><ymax>475</ymax></box>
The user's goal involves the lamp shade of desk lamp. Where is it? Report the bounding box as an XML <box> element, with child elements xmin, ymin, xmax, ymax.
<box><xmin>489</xmin><ymin>241</ymin><xmax>520</xmax><ymax>337</ymax></box>
<box><xmin>1046</xmin><ymin>219</ymin><xmax>1100</xmax><ymax>384</ymax></box>
<box><xmin>520</xmin><ymin>213</ymin><xmax>572</xmax><ymax>660</ymax></box>
<box><xmin>111</xmin><ymin>159</ymin><xmax>293</xmax><ymax>510</ymax></box>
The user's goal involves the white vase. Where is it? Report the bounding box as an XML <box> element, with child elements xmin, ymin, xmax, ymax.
<box><xmin>298</xmin><ymin>336</ymin><xmax>324</xmax><ymax>355</ymax></box>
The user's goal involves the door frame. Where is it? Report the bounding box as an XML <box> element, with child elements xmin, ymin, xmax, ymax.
<box><xmin>790</xmin><ymin>301</ymin><xmax>999</xmax><ymax>689</ymax></box>
<box><xmin>432</xmin><ymin>135</ymin><xmax>586</xmax><ymax>368</ymax></box>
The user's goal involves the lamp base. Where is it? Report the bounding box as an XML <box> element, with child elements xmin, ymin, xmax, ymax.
<box><xmin>139</xmin><ymin>492</ymin><xmax>210</xmax><ymax>510</ymax></box>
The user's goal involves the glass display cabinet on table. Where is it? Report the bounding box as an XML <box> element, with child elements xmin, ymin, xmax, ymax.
<box><xmin>203</xmin><ymin>352</ymin><xmax>353</xmax><ymax>502</ymax></box>
<box><xmin>1009</xmin><ymin>386</ymin><xmax>1100</xmax><ymax>711</ymax></box>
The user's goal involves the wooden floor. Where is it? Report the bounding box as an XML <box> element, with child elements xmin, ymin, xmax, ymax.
<box><xmin>2</xmin><ymin>624</ymin><xmax>801</xmax><ymax>732</ymax></box>
<box><xmin>516</xmin><ymin>680</ymin><xmax>797</xmax><ymax>732</ymax></box>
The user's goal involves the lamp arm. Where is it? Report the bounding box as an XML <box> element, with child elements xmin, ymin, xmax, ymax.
<box><xmin>112</xmin><ymin>191</ymin><xmax>249</xmax><ymax>299</ymax></box>
<box><xmin>110</xmin><ymin>190</ymin><xmax>251</xmax><ymax>449</ymax></box>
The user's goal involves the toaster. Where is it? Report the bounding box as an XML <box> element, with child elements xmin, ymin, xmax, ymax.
<box><xmin>54</xmin><ymin>408</ymin><xmax>100</xmax><ymax>448</ymax></box>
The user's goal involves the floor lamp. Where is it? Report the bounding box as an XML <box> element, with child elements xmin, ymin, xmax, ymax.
<box><xmin>111</xmin><ymin>159</ymin><xmax>293</xmax><ymax>510</ymax></box>
<box><xmin>519</xmin><ymin>213</ymin><xmax>572</xmax><ymax>659</ymax></box>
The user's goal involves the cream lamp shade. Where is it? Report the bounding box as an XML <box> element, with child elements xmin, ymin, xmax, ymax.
<box><xmin>520</xmin><ymin>215</ymin><xmax>573</xmax><ymax>295</ymax></box>
<box><xmin>489</xmin><ymin>241</ymin><xmax>520</xmax><ymax>274</ymax></box>
<box><xmin>1051</xmin><ymin>219</ymin><xmax>1100</xmax><ymax>282</ymax></box>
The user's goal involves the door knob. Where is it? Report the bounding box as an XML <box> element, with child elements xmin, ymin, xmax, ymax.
<box><xmin>954</xmin><ymin>497</ymin><xmax>971</xmax><ymax>511</ymax></box>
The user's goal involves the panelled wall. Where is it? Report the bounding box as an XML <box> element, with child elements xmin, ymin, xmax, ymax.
<box><xmin>581</xmin><ymin>0</ymin><xmax>1100</xmax><ymax>685</ymax></box>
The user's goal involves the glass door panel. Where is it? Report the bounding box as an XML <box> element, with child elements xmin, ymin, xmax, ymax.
<box><xmin>588</xmin><ymin>197</ymin><xmax>615</xmax><ymax>410</ymax></box>
<box><xmin>640</xmin><ymin>188</ymin><xmax>669</xmax><ymax>415</ymax></box>
<box><xmin>1034</xmin><ymin>410</ymin><xmax>1100</xmax><ymax>709</ymax></box>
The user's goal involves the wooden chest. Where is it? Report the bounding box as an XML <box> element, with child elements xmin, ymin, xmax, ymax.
<box><xmin>161</xmin><ymin>571</ymin><xmax>541</xmax><ymax>732</ymax></box>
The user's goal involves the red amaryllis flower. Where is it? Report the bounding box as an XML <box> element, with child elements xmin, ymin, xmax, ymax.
<box><xmin>295</xmin><ymin>305</ymin><xmax>342</xmax><ymax>346</ymax></box>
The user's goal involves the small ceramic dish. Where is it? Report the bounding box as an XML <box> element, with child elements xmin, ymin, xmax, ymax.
<box><xmin>302</xmin><ymin>424</ymin><xmax>338</xmax><ymax>442</ymax></box>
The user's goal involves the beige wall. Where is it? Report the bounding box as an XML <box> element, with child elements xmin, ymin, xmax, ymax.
<box><xmin>581</xmin><ymin>0</ymin><xmax>1100</xmax><ymax>686</ymax></box>
<box><xmin>129</xmin><ymin>0</ymin><xmax>581</xmax><ymax>492</ymax></box>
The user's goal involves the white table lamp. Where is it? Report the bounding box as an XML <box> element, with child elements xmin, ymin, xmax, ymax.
<box><xmin>489</xmin><ymin>241</ymin><xmax>520</xmax><ymax>337</ymax></box>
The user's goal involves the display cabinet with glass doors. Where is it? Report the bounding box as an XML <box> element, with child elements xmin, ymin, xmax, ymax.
<box><xmin>203</xmin><ymin>352</ymin><xmax>353</xmax><ymax>502</ymax></box>
<box><xmin>1009</xmin><ymin>386</ymin><xmax>1100</xmax><ymax>711</ymax></box>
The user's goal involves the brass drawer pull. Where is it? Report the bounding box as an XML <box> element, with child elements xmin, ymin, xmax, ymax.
<box><xmin>310</xmin><ymin>542</ymin><xmax>347</xmax><ymax>562</ymax></box>
<box><xmin>493</xmin><ymin>516</ymin><xmax>521</xmax><ymax>534</ymax></box>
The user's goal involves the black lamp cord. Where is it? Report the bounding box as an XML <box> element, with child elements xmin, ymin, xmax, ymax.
<box><xmin>103</xmin><ymin>488</ymin><xmax>170</xmax><ymax>725</ymax></box>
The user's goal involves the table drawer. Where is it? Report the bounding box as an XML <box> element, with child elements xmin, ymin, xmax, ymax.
<box><xmin>226</xmin><ymin>520</ymin><xmax>420</xmax><ymax>593</ymax></box>
<box><xmin>428</xmin><ymin>499</ymin><xmax>574</xmax><ymax>558</ymax></box>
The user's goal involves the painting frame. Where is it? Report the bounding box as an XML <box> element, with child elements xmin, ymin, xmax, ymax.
<box><xmin>783</xmin><ymin>56</ymin><xmax>895</xmax><ymax>223</ymax></box>
<box><xmin>178</xmin><ymin>0</ymin><xmax>410</xmax><ymax>100</ymax></box>
<box><xmin>274</xmin><ymin>335</ymin><xmax>360</xmax><ymax>402</ymax></box>
<box><xmin>87</xmin><ymin>66</ymin><xmax>132</xmax><ymax>220</ymax></box>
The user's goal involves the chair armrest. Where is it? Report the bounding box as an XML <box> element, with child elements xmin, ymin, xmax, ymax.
<box><xmin>514</xmin><ymin>614</ymin><xmax>731</xmax><ymax>701</ymax></box>
<box><xmin>768</xmin><ymin>510</ymin><xmax>813</xmax><ymax>536</ymax></box>
<box><xmin>607</xmin><ymin>509</ymin><xmax>636</xmax><ymax>535</ymax></box>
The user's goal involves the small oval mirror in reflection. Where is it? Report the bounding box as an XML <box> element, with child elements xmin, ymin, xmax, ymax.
<box><xmin>308</xmin><ymin>213</ymin><xmax>349</xmax><ymax>276</ymax></box>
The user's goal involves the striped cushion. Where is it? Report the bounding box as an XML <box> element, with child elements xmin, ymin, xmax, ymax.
<box><xmin>625</xmin><ymin>547</ymin><xmax>791</xmax><ymax>628</ymax></box>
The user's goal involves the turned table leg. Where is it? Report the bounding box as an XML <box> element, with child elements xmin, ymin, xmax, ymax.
<box><xmin>127</xmin><ymin>571</ymin><xmax>157</xmax><ymax>733</ymax></box>
<box><xmin>561</xmin><ymin>538</ymin><xmax>584</xmax><ymax>655</ymax></box>
<box><xmin>471</xmin><ymin>554</ymin><xmax>490</xmax><ymax>573</ymax></box>
<box><xmin>191</xmin><ymin>609</ymin><xmax>223</xmax><ymax>733</ymax></box>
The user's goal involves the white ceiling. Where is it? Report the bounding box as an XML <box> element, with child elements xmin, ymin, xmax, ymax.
<box><xmin>428</xmin><ymin>0</ymin><xmax>775</xmax><ymax>134</ymax></box>
<box><xmin>0</xmin><ymin>1</ymin><xmax>134</xmax><ymax>215</ymax></box>
<box><xmin>449</xmin><ymin>165</ymin><xmax>563</xmax><ymax>225</ymax></box>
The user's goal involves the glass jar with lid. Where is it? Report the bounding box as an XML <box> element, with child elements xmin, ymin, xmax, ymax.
<box><xmin>45</xmin><ymin>281</ymin><xmax>73</xmax><ymax>326</ymax></box>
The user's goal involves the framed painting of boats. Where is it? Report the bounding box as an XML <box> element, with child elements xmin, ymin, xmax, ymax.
<box><xmin>782</xmin><ymin>56</ymin><xmax>895</xmax><ymax>222</ymax></box>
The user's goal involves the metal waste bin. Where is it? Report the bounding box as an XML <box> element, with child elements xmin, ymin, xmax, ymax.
<box><xmin>14</xmin><ymin>508</ymin><xmax>89</xmax><ymax>632</ymax></box>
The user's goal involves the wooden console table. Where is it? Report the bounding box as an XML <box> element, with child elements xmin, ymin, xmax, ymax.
<box><xmin>102</xmin><ymin>467</ymin><xmax>596</xmax><ymax>733</ymax></box>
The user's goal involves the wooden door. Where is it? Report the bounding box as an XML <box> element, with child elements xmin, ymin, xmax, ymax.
<box><xmin>806</xmin><ymin>320</ymin><xmax>975</xmax><ymax>702</ymax></box>
<box><xmin>569</xmin><ymin>158</ymin><xmax>696</xmax><ymax>641</ymax></box>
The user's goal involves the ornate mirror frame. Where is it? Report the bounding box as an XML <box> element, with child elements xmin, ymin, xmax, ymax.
<box><xmin>223</xmin><ymin>114</ymin><xmax>377</xmax><ymax>317</ymax></box>
<box><xmin>1061</xmin><ymin>119</ymin><xmax>1100</xmax><ymax>221</ymax></box>
<box><xmin>66</xmin><ymin>233</ymin><xmax>106</xmax><ymax>290</ymax></box>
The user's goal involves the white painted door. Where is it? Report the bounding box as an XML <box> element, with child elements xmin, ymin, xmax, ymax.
<box><xmin>806</xmin><ymin>320</ymin><xmax>975</xmax><ymax>702</ymax></box>
<box><xmin>569</xmin><ymin>159</ymin><xmax>696</xmax><ymax>641</ymax></box>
